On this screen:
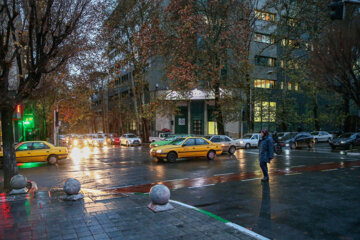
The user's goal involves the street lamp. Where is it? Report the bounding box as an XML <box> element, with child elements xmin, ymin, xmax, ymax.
<box><xmin>54</xmin><ymin>96</ymin><xmax>75</xmax><ymax>146</ymax></box>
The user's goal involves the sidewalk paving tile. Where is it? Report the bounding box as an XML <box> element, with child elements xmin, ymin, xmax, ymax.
<box><xmin>0</xmin><ymin>191</ymin><xmax>257</xmax><ymax>240</ymax></box>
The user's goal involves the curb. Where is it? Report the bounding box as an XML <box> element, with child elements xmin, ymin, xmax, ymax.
<box><xmin>169</xmin><ymin>200</ymin><xmax>270</xmax><ymax>240</ymax></box>
<box><xmin>131</xmin><ymin>192</ymin><xmax>269</xmax><ymax>239</ymax></box>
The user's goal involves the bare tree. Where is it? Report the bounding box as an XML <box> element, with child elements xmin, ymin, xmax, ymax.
<box><xmin>310</xmin><ymin>18</ymin><xmax>360</xmax><ymax>109</ymax></box>
<box><xmin>0</xmin><ymin>0</ymin><xmax>95</xmax><ymax>189</ymax></box>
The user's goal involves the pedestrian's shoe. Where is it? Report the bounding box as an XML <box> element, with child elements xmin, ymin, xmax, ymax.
<box><xmin>261</xmin><ymin>177</ymin><xmax>269</xmax><ymax>182</ymax></box>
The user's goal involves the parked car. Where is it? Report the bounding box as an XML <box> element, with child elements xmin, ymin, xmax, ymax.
<box><xmin>329</xmin><ymin>132</ymin><xmax>360</xmax><ymax>150</ymax></box>
<box><xmin>205</xmin><ymin>135</ymin><xmax>240</xmax><ymax>154</ymax></box>
<box><xmin>70</xmin><ymin>135</ymin><xmax>86</xmax><ymax>148</ymax></box>
<box><xmin>150</xmin><ymin>134</ymin><xmax>191</xmax><ymax>148</ymax></box>
<box><xmin>90</xmin><ymin>133</ymin><xmax>107</xmax><ymax>147</ymax></box>
<box><xmin>311</xmin><ymin>131</ymin><xmax>333</xmax><ymax>143</ymax></box>
<box><xmin>111</xmin><ymin>136</ymin><xmax>121</xmax><ymax>145</ymax></box>
<box><xmin>0</xmin><ymin>141</ymin><xmax>68</xmax><ymax>165</ymax></box>
<box><xmin>120</xmin><ymin>134</ymin><xmax>142</xmax><ymax>146</ymax></box>
<box><xmin>280</xmin><ymin>132</ymin><xmax>315</xmax><ymax>149</ymax></box>
<box><xmin>150</xmin><ymin>137</ymin><xmax>223</xmax><ymax>162</ymax></box>
<box><xmin>237</xmin><ymin>133</ymin><xmax>261</xmax><ymax>149</ymax></box>
<box><xmin>149</xmin><ymin>132</ymin><xmax>172</xmax><ymax>143</ymax></box>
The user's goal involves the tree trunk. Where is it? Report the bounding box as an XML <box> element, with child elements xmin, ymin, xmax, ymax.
<box><xmin>1</xmin><ymin>107</ymin><xmax>19</xmax><ymax>190</ymax></box>
<box><xmin>142</xmin><ymin>118</ymin><xmax>150</xmax><ymax>143</ymax></box>
<box><xmin>214</xmin><ymin>86</ymin><xmax>225</xmax><ymax>135</ymax></box>
<box><xmin>313</xmin><ymin>94</ymin><xmax>320</xmax><ymax>131</ymax></box>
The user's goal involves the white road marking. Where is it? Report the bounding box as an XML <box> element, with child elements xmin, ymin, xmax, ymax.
<box><xmin>214</xmin><ymin>172</ymin><xmax>235</xmax><ymax>176</ymax></box>
<box><xmin>242</xmin><ymin>178</ymin><xmax>262</xmax><ymax>182</ymax></box>
<box><xmin>285</xmin><ymin>173</ymin><xmax>302</xmax><ymax>176</ymax></box>
<box><xmin>292</xmin><ymin>165</ymin><xmax>305</xmax><ymax>168</ymax></box>
<box><xmin>188</xmin><ymin>184</ymin><xmax>215</xmax><ymax>189</ymax></box>
<box><xmin>321</xmin><ymin>169</ymin><xmax>338</xmax><ymax>172</ymax></box>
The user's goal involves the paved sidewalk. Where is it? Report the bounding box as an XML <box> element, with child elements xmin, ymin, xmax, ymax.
<box><xmin>0</xmin><ymin>189</ymin><xmax>255</xmax><ymax>240</ymax></box>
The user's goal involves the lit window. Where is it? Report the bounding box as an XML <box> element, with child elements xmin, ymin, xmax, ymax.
<box><xmin>254</xmin><ymin>80</ymin><xmax>276</xmax><ymax>89</ymax></box>
<box><xmin>281</xmin><ymin>39</ymin><xmax>301</xmax><ymax>48</ymax></box>
<box><xmin>254</xmin><ymin>33</ymin><xmax>274</xmax><ymax>44</ymax></box>
<box><xmin>255</xmin><ymin>56</ymin><xmax>276</xmax><ymax>67</ymax></box>
<box><xmin>294</xmin><ymin>83</ymin><xmax>299</xmax><ymax>91</ymax></box>
<box><xmin>254</xmin><ymin>101</ymin><xmax>276</xmax><ymax>122</ymax></box>
<box><xmin>288</xmin><ymin>83</ymin><xmax>292</xmax><ymax>90</ymax></box>
<box><xmin>208</xmin><ymin>122</ymin><xmax>218</xmax><ymax>135</ymax></box>
<box><xmin>255</xmin><ymin>10</ymin><xmax>276</xmax><ymax>22</ymax></box>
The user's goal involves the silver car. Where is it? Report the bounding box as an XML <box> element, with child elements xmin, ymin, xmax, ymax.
<box><xmin>120</xmin><ymin>134</ymin><xmax>142</xmax><ymax>146</ymax></box>
<box><xmin>205</xmin><ymin>135</ymin><xmax>240</xmax><ymax>154</ymax></box>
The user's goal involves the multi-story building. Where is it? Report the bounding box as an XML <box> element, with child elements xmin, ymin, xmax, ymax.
<box><xmin>104</xmin><ymin>0</ymin><xmax>358</xmax><ymax>138</ymax></box>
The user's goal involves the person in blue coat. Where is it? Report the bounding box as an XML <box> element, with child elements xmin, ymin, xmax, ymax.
<box><xmin>259</xmin><ymin>129</ymin><xmax>274</xmax><ymax>182</ymax></box>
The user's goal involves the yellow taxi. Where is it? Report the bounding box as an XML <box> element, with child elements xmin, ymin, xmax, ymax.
<box><xmin>0</xmin><ymin>141</ymin><xmax>68</xmax><ymax>164</ymax></box>
<box><xmin>150</xmin><ymin>137</ymin><xmax>223</xmax><ymax>162</ymax></box>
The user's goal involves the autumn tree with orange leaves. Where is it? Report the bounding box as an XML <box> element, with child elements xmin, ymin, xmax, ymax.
<box><xmin>158</xmin><ymin>0</ymin><xmax>256</xmax><ymax>134</ymax></box>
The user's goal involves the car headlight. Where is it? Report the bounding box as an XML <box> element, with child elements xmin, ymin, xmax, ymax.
<box><xmin>285</xmin><ymin>143</ymin><xmax>290</xmax><ymax>147</ymax></box>
<box><xmin>104</xmin><ymin>142</ymin><xmax>107</xmax><ymax>145</ymax></box>
<box><xmin>341</xmin><ymin>141</ymin><xmax>346</xmax><ymax>144</ymax></box>
<box><xmin>156</xmin><ymin>150</ymin><xmax>163</xmax><ymax>153</ymax></box>
<box><xmin>240</xmin><ymin>141</ymin><xmax>244</xmax><ymax>144</ymax></box>
<box><xmin>154</xmin><ymin>144</ymin><xmax>159</xmax><ymax>147</ymax></box>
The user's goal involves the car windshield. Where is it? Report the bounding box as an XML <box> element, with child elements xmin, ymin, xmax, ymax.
<box><xmin>337</xmin><ymin>133</ymin><xmax>354</xmax><ymax>138</ymax></box>
<box><xmin>127</xmin><ymin>134</ymin><xmax>137</xmax><ymax>138</ymax></box>
<box><xmin>205</xmin><ymin>136</ymin><xmax>212</xmax><ymax>139</ymax></box>
<box><xmin>171</xmin><ymin>138</ymin><xmax>186</xmax><ymax>145</ymax></box>
<box><xmin>282</xmin><ymin>133</ymin><xmax>297</xmax><ymax>141</ymax></box>
<box><xmin>242</xmin><ymin>135</ymin><xmax>252</xmax><ymax>139</ymax></box>
<box><xmin>311</xmin><ymin>132</ymin><xmax>319</xmax><ymax>135</ymax></box>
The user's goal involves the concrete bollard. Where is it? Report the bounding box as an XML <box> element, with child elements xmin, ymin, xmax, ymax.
<box><xmin>9</xmin><ymin>174</ymin><xmax>28</xmax><ymax>195</ymax></box>
<box><xmin>62</xmin><ymin>178</ymin><xmax>84</xmax><ymax>201</ymax></box>
<box><xmin>147</xmin><ymin>184</ymin><xmax>174</xmax><ymax>212</ymax></box>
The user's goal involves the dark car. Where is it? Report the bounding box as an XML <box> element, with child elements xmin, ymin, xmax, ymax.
<box><xmin>280</xmin><ymin>132</ymin><xmax>315</xmax><ymax>149</ymax></box>
<box><xmin>329</xmin><ymin>132</ymin><xmax>360</xmax><ymax>150</ymax></box>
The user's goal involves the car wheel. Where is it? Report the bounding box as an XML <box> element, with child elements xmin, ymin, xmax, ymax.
<box><xmin>245</xmin><ymin>143</ymin><xmax>251</xmax><ymax>149</ymax></box>
<box><xmin>228</xmin><ymin>146</ymin><xmax>236</xmax><ymax>155</ymax></box>
<box><xmin>207</xmin><ymin>150</ymin><xmax>216</xmax><ymax>160</ymax></box>
<box><xmin>315</xmin><ymin>138</ymin><xmax>318</xmax><ymax>144</ymax></box>
<box><xmin>290</xmin><ymin>142</ymin><xmax>296</xmax><ymax>150</ymax></box>
<box><xmin>348</xmin><ymin>144</ymin><xmax>353</xmax><ymax>150</ymax></box>
<box><xmin>308</xmin><ymin>142</ymin><xmax>314</xmax><ymax>149</ymax></box>
<box><xmin>47</xmin><ymin>155</ymin><xmax>58</xmax><ymax>165</ymax></box>
<box><xmin>167</xmin><ymin>152</ymin><xmax>177</xmax><ymax>163</ymax></box>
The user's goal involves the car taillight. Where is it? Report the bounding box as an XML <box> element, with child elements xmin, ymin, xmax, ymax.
<box><xmin>281</xmin><ymin>143</ymin><xmax>284</xmax><ymax>146</ymax></box>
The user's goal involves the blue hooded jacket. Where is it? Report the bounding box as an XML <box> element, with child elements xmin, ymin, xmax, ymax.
<box><xmin>259</xmin><ymin>135</ymin><xmax>274</xmax><ymax>163</ymax></box>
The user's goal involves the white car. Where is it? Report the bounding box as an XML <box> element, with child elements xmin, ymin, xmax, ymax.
<box><xmin>205</xmin><ymin>135</ymin><xmax>241</xmax><ymax>154</ymax></box>
<box><xmin>237</xmin><ymin>133</ymin><xmax>261</xmax><ymax>149</ymax></box>
<box><xmin>90</xmin><ymin>133</ymin><xmax>107</xmax><ymax>147</ymax></box>
<box><xmin>311</xmin><ymin>131</ymin><xmax>333</xmax><ymax>143</ymax></box>
<box><xmin>120</xmin><ymin>134</ymin><xmax>142</xmax><ymax>146</ymax></box>
<box><xmin>149</xmin><ymin>132</ymin><xmax>171</xmax><ymax>143</ymax></box>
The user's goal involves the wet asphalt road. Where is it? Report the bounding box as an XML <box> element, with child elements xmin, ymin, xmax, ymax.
<box><xmin>1</xmin><ymin>143</ymin><xmax>360</xmax><ymax>240</ymax></box>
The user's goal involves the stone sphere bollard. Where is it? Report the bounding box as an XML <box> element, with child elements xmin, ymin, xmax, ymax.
<box><xmin>147</xmin><ymin>184</ymin><xmax>173</xmax><ymax>212</ymax></box>
<box><xmin>64</xmin><ymin>178</ymin><xmax>81</xmax><ymax>195</ymax></box>
<box><xmin>150</xmin><ymin>184</ymin><xmax>170</xmax><ymax>205</ymax></box>
<box><xmin>10</xmin><ymin>174</ymin><xmax>27</xmax><ymax>189</ymax></box>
